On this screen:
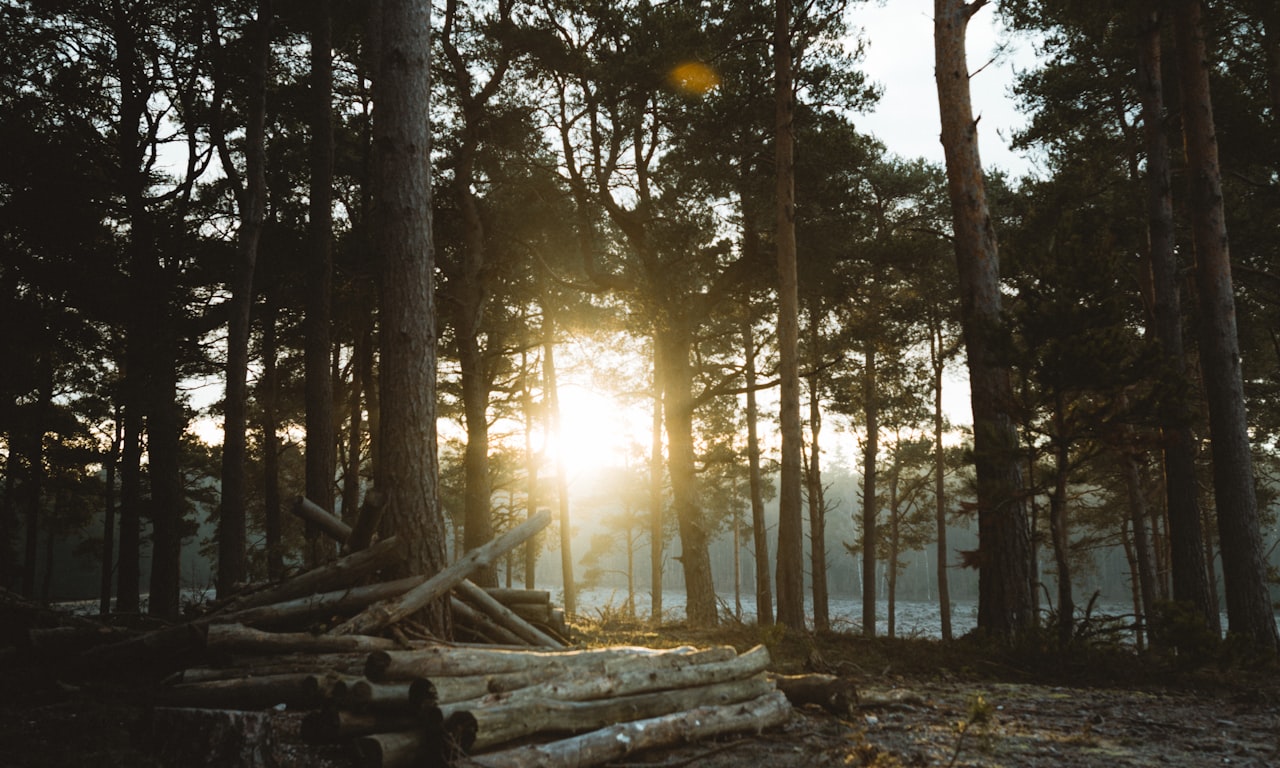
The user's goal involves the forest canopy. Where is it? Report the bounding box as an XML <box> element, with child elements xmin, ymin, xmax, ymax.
<box><xmin>1</xmin><ymin>0</ymin><xmax>1277</xmax><ymax>651</ymax></box>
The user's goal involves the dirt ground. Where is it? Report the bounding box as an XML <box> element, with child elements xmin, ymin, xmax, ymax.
<box><xmin>3</xmin><ymin>619</ymin><xmax>1279</xmax><ymax>768</ymax></box>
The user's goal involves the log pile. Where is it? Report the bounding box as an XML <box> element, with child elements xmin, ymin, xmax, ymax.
<box><xmin>18</xmin><ymin>499</ymin><xmax>807</xmax><ymax>766</ymax></box>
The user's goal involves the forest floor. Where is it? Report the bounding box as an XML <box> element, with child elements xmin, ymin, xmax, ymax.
<box><xmin>2</xmin><ymin>609</ymin><xmax>1279</xmax><ymax>768</ymax></box>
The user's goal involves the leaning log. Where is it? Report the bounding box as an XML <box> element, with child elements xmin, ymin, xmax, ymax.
<box><xmin>466</xmin><ymin>690</ymin><xmax>792</xmax><ymax>768</ymax></box>
<box><xmin>483</xmin><ymin>588</ymin><xmax>551</xmax><ymax>607</ymax></box>
<box><xmin>450</xmin><ymin>597</ymin><xmax>526</xmax><ymax>647</ymax></box>
<box><xmin>446</xmin><ymin>674</ymin><xmax>774</xmax><ymax>752</ymax></box>
<box><xmin>213</xmin><ymin>536</ymin><xmax>403</xmax><ymax>616</ymax></box>
<box><xmin>215</xmin><ymin>575</ymin><xmax>423</xmax><ymax>630</ymax></box>
<box><xmin>366</xmin><ymin>643</ymin><xmax>725</xmax><ymax>682</ymax></box>
<box><xmin>331</xmin><ymin>509</ymin><xmax>551</xmax><ymax>637</ymax></box>
<box><xmin>291</xmin><ymin>496</ymin><xmax>353</xmax><ymax>545</ymax></box>
<box><xmin>206</xmin><ymin>623</ymin><xmax>407</xmax><ymax>655</ymax></box>
<box><xmin>454</xmin><ymin>580</ymin><xmax>564</xmax><ymax>649</ymax></box>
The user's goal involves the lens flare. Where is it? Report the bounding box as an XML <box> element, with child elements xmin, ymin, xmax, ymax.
<box><xmin>668</xmin><ymin>61</ymin><xmax>720</xmax><ymax>96</ymax></box>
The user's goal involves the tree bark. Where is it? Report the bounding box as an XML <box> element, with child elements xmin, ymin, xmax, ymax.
<box><xmin>929</xmin><ymin>317</ymin><xmax>953</xmax><ymax>640</ymax></box>
<box><xmin>98</xmin><ymin>407</ymin><xmax>121</xmax><ymax>615</ymax></box>
<box><xmin>742</xmin><ymin>319</ymin><xmax>773</xmax><ymax>626</ymax></box>
<box><xmin>370</xmin><ymin>0</ymin><xmax>450</xmax><ymax>636</ymax></box>
<box><xmin>1172</xmin><ymin>0</ymin><xmax>1280</xmax><ymax>650</ymax></box>
<box><xmin>861</xmin><ymin>345</ymin><xmax>878</xmax><ymax>637</ymax></box>
<box><xmin>468</xmin><ymin>691</ymin><xmax>791</xmax><ymax>768</ymax></box>
<box><xmin>305</xmin><ymin>0</ymin><xmax>338</xmax><ymax>552</ymax></box>
<box><xmin>773</xmin><ymin>0</ymin><xmax>806</xmax><ymax>633</ymax></box>
<box><xmin>1135</xmin><ymin>0</ymin><xmax>1218</xmax><ymax>632</ymax></box>
<box><xmin>217</xmin><ymin>1</ymin><xmax>271</xmax><ymax>597</ymax></box>
<box><xmin>1049</xmin><ymin>394</ymin><xmax>1074</xmax><ymax>646</ymax></box>
<box><xmin>806</xmin><ymin>315</ymin><xmax>829</xmax><ymax>631</ymax></box>
<box><xmin>934</xmin><ymin>0</ymin><xmax>1033</xmax><ymax>640</ymax></box>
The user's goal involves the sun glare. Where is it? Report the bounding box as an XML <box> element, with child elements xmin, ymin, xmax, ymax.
<box><xmin>545</xmin><ymin>387</ymin><xmax>646</xmax><ymax>480</ymax></box>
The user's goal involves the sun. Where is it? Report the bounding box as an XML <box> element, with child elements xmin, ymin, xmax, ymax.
<box><xmin>544</xmin><ymin>387</ymin><xmax>646</xmax><ymax>480</ymax></box>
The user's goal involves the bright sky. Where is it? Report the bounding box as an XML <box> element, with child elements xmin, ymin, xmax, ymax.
<box><xmin>851</xmin><ymin>0</ymin><xmax>1040</xmax><ymax>177</ymax></box>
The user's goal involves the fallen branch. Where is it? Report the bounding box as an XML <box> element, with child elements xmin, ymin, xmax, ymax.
<box><xmin>770</xmin><ymin>673</ymin><xmax>859</xmax><ymax>717</ymax></box>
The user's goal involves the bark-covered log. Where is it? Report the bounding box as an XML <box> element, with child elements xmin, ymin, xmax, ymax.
<box><xmin>26</xmin><ymin>624</ymin><xmax>136</xmax><ymax>655</ymax></box>
<box><xmin>506</xmin><ymin>603</ymin><xmax>550</xmax><ymax>625</ymax></box>
<box><xmin>291</xmin><ymin>495</ymin><xmax>353</xmax><ymax>545</ymax></box>
<box><xmin>170</xmin><ymin>653</ymin><xmax>368</xmax><ymax>683</ymax></box>
<box><xmin>149</xmin><ymin>706</ymin><xmax>285</xmax><ymax>768</ymax></box>
<box><xmin>207</xmin><ymin>623</ymin><xmax>407</xmax><ymax>655</ymax></box>
<box><xmin>157</xmin><ymin>673</ymin><xmax>319</xmax><ymax>709</ymax></box>
<box><xmin>467</xmin><ymin>690</ymin><xmax>792</xmax><ymax>767</ymax></box>
<box><xmin>450</xmin><ymin>596</ymin><xmax>526</xmax><ymax>646</ymax></box>
<box><xmin>331</xmin><ymin>509</ymin><xmax>550</xmax><ymax>637</ymax></box>
<box><xmin>344</xmin><ymin>679</ymin><xmax>414</xmax><ymax>713</ymax></box>
<box><xmin>352</xmin><ymin>712</ymin><xmax>447</xmax><ymax>768</ymax></box>
<box><xmin>366</xmin><ymin>643</ymin><xmax>725</xmax><ymax>682</ymax></box>
<box><xmin>214</xmin><ymin>536</ymin><xmax>403</xmax><ymax>616</ymax></box>
<box><xmin>408</xmin><ymin>667</ymin><xmax>560</xmax><ymax>708</ymax></box>
<box><xmin>454</xmin><ymin>580</ymin><xmax>563</xmax><ymax>649</ymax></box>
<box><xmin>76</xmin><ymin>621</ymin><xmax>207</xmax><ymax>671</ymax></box>
<box><xmin>446</xmin><ymin>674</ymin><xmax>774</xmax><ymax>752</ymax></box>
<box><xmin>301</xmin><ymin>707</ymin><xmax>419</xmax><ymax>743</ymax></box>
<box><xmin>216</xmin><ymin>575</ymin><xmax>423</xmax><ymax>630</ymax></box>
<box><xmin>480</xmin><ymin>645</ymin><xmax>770</xmax><ymax>706</ymax></box>
<box><xmin>483</xmin><ymin>588</ymin><xmax>550</xmax><ymax>606</ymax></box>
<box><xmin>770</xmin><ymin>673</ymin><xmax>859</xmax><ymax>717</ymax></box>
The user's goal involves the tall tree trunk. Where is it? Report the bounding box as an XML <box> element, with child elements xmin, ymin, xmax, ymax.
<box><xmin>147</xmin><ymin>334</ymin><xmax>183</xmax><ymax>619</ymax></box>
<box><xmin>658</xmin><ymin>329</ymin><xmax>717</xmax><ymax>627</ymax></box>
<box><xmin>543</xmin><ymin>322</ymin><xmax>575</xmax><ymax>616</ymax></box>
<box><xmin>807</xmin><ymin>321</ymin><xmax>829</xmax><ymax>632</ymax></box>
<box><xmin>1049</xmin><ymin>394</ymin><xmax>1073</xmax><ymax>647</ymax></box>
<box><xmin>0</xmin><ymin>435</ymin><xmax>16</xmax><ymax>592</ymax></box>
<box><xmin>370</xmin><ymin>0</ymin><xmax>450</xmax><ymax>635</ymax></box>
<box><xmin>1121</xmin><ymin>442</ymin><xmax>1159</xmax><ymax>645</ymax></box>
<box><xmin>1173</xmin><ymin>0</ymin><xmax>1280</xmax><ymax>650</ymax></box>
<box><xmin>1135</xmin><ymin>0</ymin><xmax>1218</xmax><ymax>632</ymax></box>
<box><xmin>99</xmin><ymin>407</ymin><xmax>121</xmax><ymax>615</ymax></box>
<box><xmin>460</xmin><ymin>334</ymin><xmax>495</xmax><ymax>587</ymax></box>
<box><xmin>934</xmin><ymin>0</ymin><xmax>1033</xmax><ymax>640</ymax></box>
<box><xmin>522</xmin><ymin>346</ymin><xmax>540</xmax><ymax>590</ymax></box>
<box><xmin>218</xmin><ymin>1</ymin><xmax>271</xmax><ymax>596</ymax></box>
<box><xmin>773</xmin><ymin>0</ymin><xmax>805</xmax><ymax>632</ymax></box>
<box><xmin>886</xmin><ymin>448</ymin><xmax>900</xmax><ymax>639</ymax></box>
<box><xmin>305</xmin><ymin>0</ymin><xmax>337</xmax><ymax>544</ymax></box>
<box><xmin>929</xmin><ymin>317</ymin><xmax>953</xmax><ymax>640</ymax></box>
<box><xmin>861</xmin><ymin>346</ymin><xmax>878</xmax><ymax>638</ymax></box>
<box><xmin>341</xmin><ymin>336</ymin><xmax>365</xmax><ymax>526</ymax></box>
<box><xmin>117</xmin><ymin>364</ymin><xmax>143</xmax><ymax>614</ymax></box>
<box><xmin>260</xmin><ymin>298</ymin><xmax>284</xmax><ymax>581</ymax></box>
<box><xmin>649</xmin><ymin>341</ymin><xmax>665</xmax><ymax>623</ymax></box>
<box><xmin>20</xmin><ymin>359</ymin><xmax>52</xmax><ymax>600</ymax></box>
<box><xmin>743</xmin><ymin>320</ymin><xmax>773</xmax><ymax>626</ymax></box>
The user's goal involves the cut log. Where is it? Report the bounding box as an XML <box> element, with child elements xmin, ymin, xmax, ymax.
<box><xmin>345</xmin><ymin>679</ymin><xmax>414</xmax><ymax>713</ymax></box>
<box><xmin>346</xmin><ymin>490</ymin><xmax>386</xmax><ymax>553</ymax></box>
<box><xmin>366</xmin><ymin>643</ymin><xmax>726</xmax><ymax>682</ymax></box>
<box><xmin>170</xmin><ymin>653</ymin><xmax>368</xmax><ymax>683</ymax></box>
<box><xmin>352</xmin><ymin>714</ymin><xmax>446</xmax><ymax>768</ymax></box>
<box><xmin>506</xmin><ymin>603</ymin><xmax>550</xmax><ymax>625</ymax></box>
<box><xmin>409</xmin><ymin>667</ymin><xmax>561</xmax><ymax>708</ymax></box>
<box><xmin>466</xmin><ymin>690</ymin><xmax>792</xmax><ymax>767</ymax></box>
<box><xmin>450</xmin><ymin>596</ymin><xmax>526</xmax><ymax>646</ymax></box>
<box><xmin>157</xmin><ymin>673</ymin><xmax>319</xmax><ymax>709</ymax></box>
<box><xmin>770</xmin><ymin>673</ymin><xmax>859</xmax><ymax>718</ymax></box>
<box><xmin>214</xmin><ymin>536</ymin><xmax>403</xmax><ymax>616</ymax></box>
<box><xmin>331</xmin><ymin>509</ymin><xmax>551</xmax><ymax>637</ymax></box>
<box><xmin>291</xmin><ymin>495</ymin><xmax>353</xmax><ymax>545</ymax></box>
<box><xmin>215</xmin><ymin>575</ymin><xmax>423</xmax><ymax>630</ymax></box>
<box><xmin>454</xmin><ymin>580</ymin><xmax>564</xmax><ymax>649</ymax></box>
<box><xmin>446</xmin><ymin>674</ymin><xmax>774</xmax><ymax>752</ymax></box>
<box><xmin>301</xmin><ymin>708</ymin><xmax>420</xmax><ymax>743</ymax></box>
<box><xmin>76</xmin><ymin>621</ymin><xmax>207</xmax><ymax>670</ymax></box>
<box><xmin>482</xmin><ymin>645</ymin><xmax>770</xmax><ymax>706</ymax></box>
<box><xmin>26</xmin><ymin>625</ymin><xmax>136</xmax><ymax>655</ymax></box>
<box><xmin>207</xmin><ymin>623</ymin><xmax>407</xmax><ymax>655</ymax></box>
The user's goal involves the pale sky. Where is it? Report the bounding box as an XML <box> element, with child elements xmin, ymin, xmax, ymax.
<box><xmin>850</xmin><ymin>0</ymin><xmax>1041</xmax><ymax>178</ymax></box>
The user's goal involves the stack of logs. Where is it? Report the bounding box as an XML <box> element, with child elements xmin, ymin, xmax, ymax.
<box><xmin>62</xmin><ymin>498</ymin><xmax>821</xmax><ymax>767</ymax></box>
